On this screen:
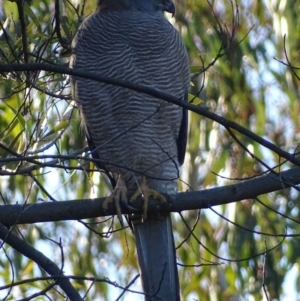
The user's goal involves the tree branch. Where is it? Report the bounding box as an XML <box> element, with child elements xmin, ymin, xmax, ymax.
<box><xmin>16</xmin><ymin>0</ymin><xmax>28</xmax><ymax>64</ymax></box>
<box><xmin>0</xmin><ymin>224</ymin><xmax>83</xmax><ymax>301</ymax></box>
<box><xmin>0</xmin><ymin>63</ymin><xmax>298</xmax><ymax>167</ymax></box>
<box><xmin>1</xmin><ymin>167</ymin><xmax>299</xmax><ymax>226</ymax></box>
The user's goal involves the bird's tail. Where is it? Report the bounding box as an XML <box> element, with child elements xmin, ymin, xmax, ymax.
<box><xmin>132</xmin><ymin>214</ymin><xmax>180</xmax><ymax>301</ymax></box>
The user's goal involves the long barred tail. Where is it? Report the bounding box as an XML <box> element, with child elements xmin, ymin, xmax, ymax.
<box><xmin>132</xmin><ymin>214</ymin><xmax>180</xmax><ymax>301</ymax></box>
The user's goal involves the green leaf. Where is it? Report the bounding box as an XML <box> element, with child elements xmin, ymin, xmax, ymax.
<box><xmin>23</xmin><ymin>3</ymin><xmax>42</xmax><ymax>33</ymax></box>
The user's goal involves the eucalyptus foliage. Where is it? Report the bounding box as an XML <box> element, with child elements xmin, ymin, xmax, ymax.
<box><xmin>0</xmin><ymin>0</ymin><xmax>299</xmax><ymax>300</ymax></box>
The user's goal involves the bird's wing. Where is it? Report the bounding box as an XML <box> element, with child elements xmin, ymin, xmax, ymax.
<box><xmin>85</xmin><ymin>127</ymin><xmax>117</xmax><ymax>188</ymax></box>
<box><xmin>177</xmin><ymin>99</ymin><xmax>189</xmax><ymax>166</ymax></box>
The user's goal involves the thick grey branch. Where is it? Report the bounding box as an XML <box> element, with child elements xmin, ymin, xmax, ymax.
<box><xmin>1</xmin><ymin>167</ymin><xmax>299</xmax><ymax>226</ymax></box>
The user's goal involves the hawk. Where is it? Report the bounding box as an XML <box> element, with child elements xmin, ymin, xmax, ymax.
<box><xmin>70</xmin><ymin>0</ymin><xmax>190</xmax><ymax>299</ymax></box>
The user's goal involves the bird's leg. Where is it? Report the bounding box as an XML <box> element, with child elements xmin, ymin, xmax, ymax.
<box><xmin>130</xmin><ymin>176</ymin><xmax>166</xmax><ymax>220</ymax></box>
<box><xmin>102</xmin><ymin>175</ymin><xmax>127</xmax><ymax>226</ymax></box>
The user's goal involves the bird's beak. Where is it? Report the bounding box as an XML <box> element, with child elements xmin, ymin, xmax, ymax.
<box><xmin>165</xmin><ymin>2</ymin><xmax>175</xmax><ymax>17</ymax></box>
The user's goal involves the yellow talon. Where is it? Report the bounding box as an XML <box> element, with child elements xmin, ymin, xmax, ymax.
<box><xmin>130</xmin><ymin>176</ymin><xmax>166</xmax><ymax>220</ymax></box>
<box><xmin>102</xmin><ymin>175</ymin><xmax>127</xmax><ymax>227</ymax></box>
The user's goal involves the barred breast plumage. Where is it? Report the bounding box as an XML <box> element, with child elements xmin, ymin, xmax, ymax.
<box><xmin>70</xmin><ymin>1</ymin><xmax>190</xmax><ymax>300</ymax></box>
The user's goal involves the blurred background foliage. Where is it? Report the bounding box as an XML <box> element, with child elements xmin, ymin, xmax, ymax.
<box><xmin>0</xmin><ymin>0</ymin><xmax>299</xmax><ymax>300</ymax></box>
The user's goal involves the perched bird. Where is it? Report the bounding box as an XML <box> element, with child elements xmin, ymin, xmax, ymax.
<box><xmin>70</xmin><ymin>0</ymin><xmax>190</xmax><ymax>300</ymax></box>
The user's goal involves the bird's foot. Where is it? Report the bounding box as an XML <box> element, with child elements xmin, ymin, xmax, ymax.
<box><xmin>102</xmin><ymin>176</ymin><xmax>128</xmax><ymax>227</ymax></box>
<box><xmin>130</xmin><ymin>176</ymin><xmax>166</xmax><ymax>220</ymax></box>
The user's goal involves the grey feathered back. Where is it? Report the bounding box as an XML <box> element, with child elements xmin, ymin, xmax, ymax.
<box><xmin>70</xmin><ymin>8</ymin><xmax>189</xmax><ymax>194</ymax></box>
<box><xmin>70</xmin><ymin>1</ymin><xmax>190</xmax><ymax>299</ymax></box>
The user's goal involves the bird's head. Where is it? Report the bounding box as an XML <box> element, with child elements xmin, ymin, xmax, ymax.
<box><xmin>155</xmin><ymin>0</ymin><xmax>175</xmax><ymax>16</ymax></box>
<box><xmin>97</xmin><ymin>0</ymin><xmax>175</xmax><ymax>16</ymax></box>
